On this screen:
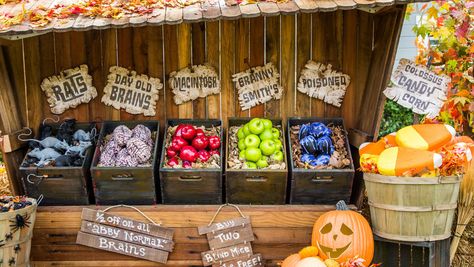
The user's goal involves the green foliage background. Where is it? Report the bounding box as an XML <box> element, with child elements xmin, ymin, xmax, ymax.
<box><xmin>378</xmin><ymin>100</ymin><xmax>414</xmax><ymax>138</ymax></box>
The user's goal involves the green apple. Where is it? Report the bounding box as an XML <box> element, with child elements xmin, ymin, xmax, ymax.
<box><xmin>272</xmin><ymin>151</ymin><xmax>284</xmax><ymax>162</ymax></box>
<box><xmin>271</xmin><ymin>127</ymin><xmax>280</xmax><ymax>139</ymax></box>
<box><xmin>245</xmin><ymin>162</ymin><xmax>257</xmax><ymax>169</ymax></box>
<box><xmin>244</xmin><ymin>134</ymin><xmax>260</xmax><ymax>148</ymax></box>
<box><xmin>248</xmin><ymin>118</ymin><xmax>265</xmax><ymax>135</ymax></box>
<box><xmin>239</xmin><ymin>150</ymin><xmax>246</xmax><ymax>160</ymax></box>
<box><xmin>259</xmin><ymin>139</ymin><xmax>276</xmax><ymax>156</ymax></box>
<box><xmin>256</xmin><ymin>157</ymin><xmax>268</xmax><ymax>168</ymax></box>
<box><xmin>238</xmin><ymin>139</ymin><xmax>246</xmax><ymax>151</ymax></box>
<box><xmin>243</xmin><ymin>124</ymin><xmax>251</xmax><ymax>136</ymax></box>
<box><xmin>245</xmin><ymin>147</ymin><xmax>262</xmax><ymax>162</ymax></box>
<box><xmin>259</xmin><ymin>129</ymin><xmax>273</xmax><ymax>140</ymax></box>
<box><xmin>273</xmin><ymin>139</ymin><xmax>283</xmax><ymax>151</ymax></box>
<box><xmin>261</xmin><ymin>119</ymin><xmax>273</xmax><ymax>129</ymax></box>
<box><xmin>237</xmin><ymin>127</ymin><xmax>246</xmax><ymax>140</ymax></box>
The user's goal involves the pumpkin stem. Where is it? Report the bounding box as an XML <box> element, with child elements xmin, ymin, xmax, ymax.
<box><xmin>336</xmin><ymin>200</ymin><xmax>349</xmax><ymax>210</ymax></box>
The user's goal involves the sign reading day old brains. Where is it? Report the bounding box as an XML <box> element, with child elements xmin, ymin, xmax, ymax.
<box><xmin>384</xmin><ymin>58</ymin><xmax>450</xmax><ymax>118</ymax></box>
<box><xmin>170</xmin><ymin>64</ymin><xmax>220</xmax><ymax>105</ymax></box>
<box><xmin>233</xmin><ymin>63</ymin><xmax>282</xmax><ymax>110</ymax></box>
<box><xmin>76</xmin><ymin>208</ymin><xmax>174</xmax><ymax>263</ymax></box>
<box><xmin>102</xmin><ymin>66</ymin><xmax>163</xmax><ymax>116</ymax></box>
<box><xmin>41</xmin><ymin>65</ymin><xmax>97</xmax><ymax>114</ymax></box>
<box><xmin>297</xmin><ymin>61</ymin><xmax>350</xmax><ymax>107</ymax></box>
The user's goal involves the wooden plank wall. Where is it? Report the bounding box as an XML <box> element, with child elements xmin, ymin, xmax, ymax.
<box><xmin>0</xmin><ymin>6</ymin><xmax>406</xmax><ymax>193</ymax></box>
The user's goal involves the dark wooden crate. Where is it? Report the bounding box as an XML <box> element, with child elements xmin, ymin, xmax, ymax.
<box><xmin>373</xmin><ymin>235</ymin><xmax>450</xmax><ymax>267</ymax></box>
<box><xmin>287</xmin><ymin>118</ymin><xmax>355</xmax><ymax>204</ymax></box>
<box><xmin>225</xmin><ymin>118</ymin><xmax>288</xmax><ymax>204</ymax></box>
<box><xmin>91</xmin><ymin>121</ymin><xmax>160</xmax><ymax>205</ymax></box>
<box><xmin>159</xmin><ymin>119</ymin><xmax>223</xmax><ymax>204</ymax></box>
<box><xmin>19</xmin><ymin>122</ymin><xmax>97</xmax><ymax>205</ymax></box>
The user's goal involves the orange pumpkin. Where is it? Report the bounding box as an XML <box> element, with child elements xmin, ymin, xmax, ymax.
<box><xmin>281</xmin><ymin>254</ymin><xmax>301</xmax><ymax>267</ymax></box>
<box><xmin>298</xmin><ymin>246</ymin><xmax>319</xmax><ymax>259</ymax></box>
<box><xmin>311</xmin><ymin>200</ymin><xmax>374</xmax><ymax>264</ymax></box>
<box><xmin>294</xmin><ymin>257</ymin><xmax>326</xmax><ymax>267</ymax></box>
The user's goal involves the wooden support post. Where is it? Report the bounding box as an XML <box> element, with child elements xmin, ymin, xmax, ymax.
<box><xmin>0</xmin><ymin>46</ymin><xmax>25</xmax><ymax>195</ymax></box>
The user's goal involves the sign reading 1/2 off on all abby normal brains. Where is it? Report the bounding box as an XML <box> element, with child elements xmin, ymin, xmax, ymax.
<box><xmin>384</xmin><ymin>58</ymin><xmax>450</xmax><ymax>118</ymax></box>
<box><xmin>102</xmin><ymin>66</ymin><xmax>163</xmax><ymax>116</ymax></box>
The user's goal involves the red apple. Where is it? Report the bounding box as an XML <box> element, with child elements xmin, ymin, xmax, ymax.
<box><xmin>195</xmin><ymin>129</ymin><xmax>205</xmax><ymax>137</ymax></box>
<box><xmin>209</xmin><ymin>149</ymin><xmax>220</xmax><ymax>156</ymax></box>
<box><xmin>182</xmin><ymin>160</ymin><xmax>192</xmax><ymax>168</ymax></box>
<box><xmin>208</xmin><ymin>136</ymin><xmax>221</xmax><ymax>150</ymax></box>
<box><xmin>180</xmin><ymin>146</ymin><xmax>198</xmax><ymax>162</ymax></box>
<box><xmin>167</xmin><ymin>157</ymin><xmax>179</xmax><ymax>167</ymax></box>
<box><xmin>197</xmin><ymin>150</ymin><xmax>211</xmax><ymax>162</ymax></box>
<box><xmin>167</xmin><ymin>147</ymin><xmax>178</xmax><ymax>158</ymax></box>
<box><xmin>181</xmin><ymin>125</ymin><xmax>197</xmax><ymax>140</ymax></box>
<box><xmin>192</xmin><ymin>135</ymin><xmax>209</xmax><ymax>150</ymax></box>
<box><xmin>170</xmin><ymin>136</ymin><xmax>188</xmax><ymax>151</ymax></box>
<box><xmin>174</xmin><ymin>124</ymin><xmax>188</xmax><ymax>137</ymax></box>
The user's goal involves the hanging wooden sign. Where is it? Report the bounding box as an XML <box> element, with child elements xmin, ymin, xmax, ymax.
<box><xmin>201</xmin><ymin>243</ymin><xmax>253</xmax><ymax>266</ymax></box>
<box><xmin>77</xmin><ymin>208</ymin><xmax>174</xmax><ymax>263</ymax></box>
<box><xmin>233</xmin><ymin>63</ymin><xmax>282</xmax><ymax>110</ymax></box>
<box><xmin>169</xmin><ymin>64</ymin><xmax>220</xmax><ymax>105</ymax></box>
<box><xmin>41</xmin><ymin>65</ymin><xmax>97</xmax><ymax>114</ymax></box>
<box><xmin>384</xmin><ymin>58</ymin><xmax>450</xmax><ymax>118</ymax></box>
<box><xmin>102</xmin><ymin>66</ymin><xmax>163</xmax><ymax>116</ymax></box>
<box><xmin>297</xmin><ymin>61</ymin><xmax>350</xmax><ymax>107</ymax></box>
<box><xmin>217</xmin><ymin>253</ymin><xmax>264</xmax><ymax>267</ymax></box>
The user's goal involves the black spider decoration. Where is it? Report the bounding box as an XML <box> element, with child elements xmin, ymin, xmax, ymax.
<box><xmin>9</xmin><ymin>213</ymin><xmax>31</xmax><ymax>233</ymax></box>
<box><xmin>5</xmin><ymin>232</ymin><xmax>13</xmax><ymax>241</ymax></box>
<box><xmin>8</xmin><ymin>257</ymin><xmax>15</xmax><ymax>266</ymax></box>
<box><xmin>13</xmin><ymin>244</ymin><xmax>21</xmax><ymax>253</ymax></box>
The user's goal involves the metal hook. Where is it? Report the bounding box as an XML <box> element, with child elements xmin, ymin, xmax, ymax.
<box><xmin>26</xmin><ymin>174</ymin><xmax>45</xmax><ymax>185</ymax></box>
<box><xmin>42</xmin><ymin>116</ymin><xmax>60</xmax><ymax>126</ymax></box>
<box><xmin>36</xmin><ymin>194</ymin><xmax>44</xmax><ymax>205</ymax></box>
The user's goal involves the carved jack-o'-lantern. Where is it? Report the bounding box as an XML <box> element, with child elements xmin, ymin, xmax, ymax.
<box><xmin>311</xmin><ymin>200</ymin><xmax>374</xmax><ymax>264</ymax></box>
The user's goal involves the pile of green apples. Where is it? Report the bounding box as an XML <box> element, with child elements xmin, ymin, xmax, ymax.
<box><xmin>237</xmin><ymin>118</ymin><xmax>284</xmax><ymax>169</ymax></box>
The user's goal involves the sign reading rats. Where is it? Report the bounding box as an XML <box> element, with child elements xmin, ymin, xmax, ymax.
<box><xmin>297</xmin><ymin>61</ymin><xmax>350</xmax><ymax>107</ymax></box>
<box><xmin>169</xmin><ymin>64</ymin><xmax>220</xmax><ymax>105</ymax></box>
<box><xmin>233</xmin><ymin>63</ymin><xmax>282</xmax><ymax>110</ymax></box>
<box><xmin>384</xmin><ymin>58</ymin><xmax>450</xmax><ymax>118</ymax></box>
<box><xmin>41</xmin><ymin>65</ymin><xmax>97</xmax><ymax>114</ymax></box>
<box><xmin>102</xmin><ymin>66</ymin><xmax>163</xmax><ymax>116</ymax></box>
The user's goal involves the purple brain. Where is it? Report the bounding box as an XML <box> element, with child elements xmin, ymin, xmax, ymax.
<box><xmin>113</xmin><ymin>125</ymin><xmax>132</xmax><ymax>146</ymax></box>
<box><xmin>126</xmin><ymin>137</ymin><xmax>152</xmax><ymax>164</ymax></box>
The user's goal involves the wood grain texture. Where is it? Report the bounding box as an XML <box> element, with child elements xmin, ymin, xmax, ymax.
<box><xmin>264</xmin><ymin>16</ymin><xmax>281</xmax><ymax>118</ymax></box>
<box><xmin>249</xmin><ymin>17</ymin><xmax>265</xmax><ymax>117</ymax></box>
<box><xmin>295</xmin><ymin>13</ymin><xmax>311</xmax><ymax>117</ymax></box>
<box><xmin>192</xmin><ymin>22</ymin><xmax>207</xmax><ymax>119</ymax></box>
<box><xmin>206</xmin><ymin>21</ymin><xmax>221</xmax><ymax>119</ymax></box>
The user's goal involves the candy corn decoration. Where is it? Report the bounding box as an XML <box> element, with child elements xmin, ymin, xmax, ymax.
<box><xmin>377</xmin><ymin>147</ymin><xmax>443</xmax><ymax>176</ymax></box>
<box><xmin>396</xmin><ymin>124</ymin><xmax>455</xmax><ymax>151</ymax></box>
<box><xmin>359</xmin><ymin>133</ymin><xmax>397</xmax><ymax>173</ymax></box>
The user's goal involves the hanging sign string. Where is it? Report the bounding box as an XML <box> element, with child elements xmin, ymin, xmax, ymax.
<box><xmin>208</xmin><ymin>203</ymin><xmax>246</xmax><ymax>226</ymax></box>
<box><xmin>102</xmin><ymin>204</ymin><xmax>162</xmax><ymax>226</ymax></box>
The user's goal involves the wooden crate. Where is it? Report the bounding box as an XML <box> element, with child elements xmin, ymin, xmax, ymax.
<box><xmin>226</xmin><ymin>118</ymin><xmax>288</xmax><ymax>204</ymax></box>
<box><xmin>19</xmin><ymin>123</ymin><xmax>97</xmax><ymax>205</ymax></box>
<box><xmin>287</xmin><ymin>118</ymin><xmax>355</xmax><ymax>204</ymax></box>
<box><xmin>373</xmin><ymin>235</ymin><xmax>450</xmax><ymax>267</ymax></box>
<box><xmin>159</xmin><ymin>119</ymin><xmax>224</xmax><ymax>204</ymax></box>
<box><xmin>91</xmin><ymin>121</ymin><xmax>160</xmax><ymax>205</ymax></box>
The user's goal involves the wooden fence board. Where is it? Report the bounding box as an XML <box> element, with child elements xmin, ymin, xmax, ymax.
<box><xmin>264</xmin><ymin>16</ymin><xmax>281</xmax><ymax>118</ymax></box>
<box><xmin>295</xmin><ymin>13</ymin><xmax>311</xmax><ymax>117</ymax></box>
<box><xmin>192</xmin><ymin>22</ymin><xmax>207</xmax><ymax>119</ymax></box>
<box><xmin>206</xmin><ymin>21</ymin><xmax>221</xmax><ymax>119</ymax></box>
<box><xmin>202</xmin><ymin>0</ymin><xmax>222</xmax><ymax>20</ymax></box>
<box><xmin>249</xmin><ymin>17</ymin><xmax>265</xmax><ymax>117</ymax></box>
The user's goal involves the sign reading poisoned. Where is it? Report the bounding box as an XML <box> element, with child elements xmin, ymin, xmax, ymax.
<box><xmin>102</xmin><ymin>66</ymin><xmax>163</xmax><ymax>116</ymax></box>
<box><xmin>41</xmin><ymin>65</ymin><xmax>97</xmax><ymax>114</ymax></box>
<box><xmin>384</xmin><ymin>58</ymin><xmax>450</xmax><ymax>118</ymax></box>
<box><xmin>169</xmin><ymin>64</ymin><xmax>220</xmax><ymax>105</ymax></box>
<box><xmin>297</xmin><ymin>61</ymin><xmax>350</xmax><ymax>107</ymax></box>
<box><xmin>76</xmin><ymin>208</ymin><xmax>174</xmax><ymax>263</ymax></box>
<box><xmin>233</xmin><ymin>63</ymin><xmax>282</xmax><ymax>110</ymax></box>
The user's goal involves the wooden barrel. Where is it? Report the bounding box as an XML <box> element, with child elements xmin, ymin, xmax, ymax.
<box><xmin>364</xmin><ymin>173</ymin><xmax>461</xmax><ymax>242</ymax></box>
<box><xmin>0</xmin><ymin>198</ymin><xmax>37</xmax><ymax>266</ymax></box>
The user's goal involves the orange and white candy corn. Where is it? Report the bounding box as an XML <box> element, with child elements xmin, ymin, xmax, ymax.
<box><xmin>396</xmin><ymin>124</ymin><xmax>455</xmax><ymax>151</ymax></box>
<box><xmin>377</xmin><ymin>147</ymin><xmax>442</xmax><ymax>176</ymax></box>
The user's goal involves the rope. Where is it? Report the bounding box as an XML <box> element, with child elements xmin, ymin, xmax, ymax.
<box><xmin>102</xmin><ymin>204</ymin><xmax>161</xmax><ymax>226</ymax></box>
<box><xmin>208</xmin><ymin>203</ymin><xmax>246</xmax><ymax>226</ymax></box>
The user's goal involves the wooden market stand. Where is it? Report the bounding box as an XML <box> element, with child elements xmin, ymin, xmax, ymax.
<box><xmin>0</xmin><ymin>0</ymin><xmax>435</xmax><ymax>265</ymax></box>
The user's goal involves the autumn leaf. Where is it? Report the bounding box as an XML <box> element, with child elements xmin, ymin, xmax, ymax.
<box><xmin>427</xmin><ymin>6</ymin><xmax>439</xmax><ymax>19</ymax></box>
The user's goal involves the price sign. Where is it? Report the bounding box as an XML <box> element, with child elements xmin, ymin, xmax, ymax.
<box><xmin>384</xmin><ymin>58</ymin><xmax>450</xmax><ymax>118</ymax></box>
<box><xmin>41</xmin><ymin>65</ymin><xmax>97</xmax><ymax>114</ymax></box>
<box><xmin>77</xmin><ymin>208</ymin><xmax>174</xmax><ymax>263</ymax></box>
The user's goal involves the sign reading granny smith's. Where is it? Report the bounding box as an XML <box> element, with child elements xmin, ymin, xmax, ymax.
<box><xmin>233</xmin><ymin>63</ymin><xmax>282</xmax><ymax>110</ymax></box>
<box><xmin>102</xmin><ymin>67</ymin><xmax>163</xmax><ymax>116</ymax></box>
<box><xmin>41</xmin><ymin>65</ymin><xmax>97</xmax><ymax>114</ymax></box>
<box><xmin>384</xmin><ymin>58</ymin><xmax>450</xmax><ymax>118</ymax></box>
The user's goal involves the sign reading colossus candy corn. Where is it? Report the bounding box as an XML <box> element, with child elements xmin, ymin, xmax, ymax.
<box><xmin>41</xmin><ymin>65</ymin><xmax>97</xmax><ymax>114</ymax></box>
<box><xmin>384</xmin><ymin>58</ymin><xmax>450</xmax><ymax>118</ymax></box>
<box><xmin>233</xmin><ymin>63</ymin><xmax>282</xmax><ymax>110</ymax></box>
<box><xmin>297</xmin><ymin>61</ymin><xmax>351</xmax><ymax>107</ymax></box>
<box><xmin>169</xmin><ymin>64</ymin><xmax>220</xmax><ymax>105</ymax></box>
<box><xmin>102</xmin><ymin>66</ymin><xmax>163</xmax><ymax>116</ymax></box>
